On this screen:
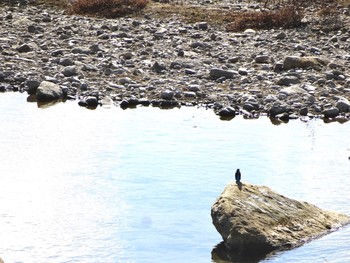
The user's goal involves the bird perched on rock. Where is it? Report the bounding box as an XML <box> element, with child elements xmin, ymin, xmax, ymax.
<box><xmin>235</xmin><ymin>169</ymin><xmax>241</xmax><ymax>182</ymax></box>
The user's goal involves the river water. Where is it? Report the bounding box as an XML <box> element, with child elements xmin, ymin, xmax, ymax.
<box><xmin>0</xmin><ymin>92</ymin><xmax>349</xmax><ymax>263</ymax></box>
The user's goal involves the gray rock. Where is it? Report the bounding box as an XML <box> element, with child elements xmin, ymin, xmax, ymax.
<box><xmin>36</xmin><ymin>81</ymin><xmax>63</xmax><ymax>101</ymax></box>
<box><xmin>275</xmin><ymin>32</ymin><xmax>287</xmax><ymax>39</ymax></box>
<box><xmin>195</xmin><ymin>22</ymin><xmax>208</xmax><ymax>30</ymax></box>
<box><xmin>283</xmin><ymin>56</ymin><xmax>329</xmax><ymax>70</ymax></box>
<box><xmin>279</xmin><ymin>85</ymin><xmax>306</xmax><ymax>95</ymax></box>
<box><xmin>299</xmin><ymin>107</ymin><xmax>308</xmax><ymax>116</ymax></box>
<box><xmin>277</xmin><ymin>76</ymin><xmax>300</xmax><ymax>86</ymax></box>
<box><xmin>269</xmin><ymin>103</ymin><xmax>288</xmax><ymax>117</ymax></box>
<box><xmin>336</xmin><ymin>97</ymin><xmax>350</xmax><ymax>113</ymax></box>
<box><xmin>119</xmin><ymin>77</ymin><xmax>132</xmax><ymax>85</ymax></box>
<box><xmin>85</xmin><ymin>96</ymin><xmax>99</xmax><ymax>107</ymax></box>
<box><xmin>188</xmin><ymin>85</ymin><xmax>200</xmax><ymax>92</ymax></box>
<box><xmin>160</xmin><ymin>90</ymin><xmax>174</xmax><ymax>100</ymax></box>
<box><xmin>210</xmin><ymin>68</ymin><xmax>237</xmax><ymax>79</ymax></box>
<box><xmin>62</xmin><ymin>66</ymin><xmax>77</xmax><ymax>77</ymax></box>
<box><xmin>151</xmin><ymin>62</ymin><xmax>167</xmax><ymax>73</ymax></box>
<box><xmin>218</xmin><ymin>107</ymin><xmax>236</xmax><ymax>118</ymax></box>
<box><xmin>25</xmin><ymin>80</ymin><xmax>41</xmax><ymax>95</ymax></box>
<box><xmin>184</xmin><ymin>91</ymin><xmax>196</xmax><ymax>98</ymax></box>
<box><xmin>16</xmin><ymin>43</ymin><xmax>32</xmax><ymax>53</ymax></box>
<box><xmin>59</xmin><ymin>58</ymin><xmax>74</xmax><ymax>66</ymax></box>
<box><xmin>323</xmin><ymin>107</ymin><xmax>339</xmax><ymax>118</ymax></box>
<box><xmin>255</xmin><ymin>55</ymin><xmax>270</xmax><ymax>64</ymax></box>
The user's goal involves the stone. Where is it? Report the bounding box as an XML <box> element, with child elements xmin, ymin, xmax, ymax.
<box><xmin>211</xmin><ymin>182</ymin><xmax>350</xmax><ymax>255</ymax></box>
<box><xmin>279</xmin><ymin>85</ymin><xmax>306</xmax><ymax>95</ymax></box>
<box><xmin>268</xmin><ymin>103</ymin><xmax>288</xmax><ymax>117</ymax></box>
<box><xmin>62</xmin><ymin>66</ymin><xmax>77</xmax><ymax>77</ymax></box>
<box><xmin>283</xmin><ymin>56</ymin><xmax>329</xmax><ymax>70</ymax></box>
<box><xmin>299</xmin><ymin>107</ymin><xmax>308</xmax><ymax>116</ymax></box>
<box><xmin>336</xmin><ymin>97</ymin><xmax>350</xmax><ymax>113</ymax></box>
<box><xmin>36</xmin><ymin>81</ymin><xmax>64</xmax><ymax>101</ymax></box>
<box><xmin>218</xmin><ymin>107</ymin><xmax>236</xmax><ymax>118</ymax></box>
<box><xmin>160</xmin><ymin>90</ymin><xmax>174</xmax><ymax>100</ymax></box>
<box><xmin>277</xmin><ymin>76</ymin><xmax>300</xmax><ymax>86</ymax></box>
<box><xmin>25</xmin><ymin>80</ymin><xmax>41</xmax><ymax>95</ymax></box>
<box><xmin>16</xmin><ymin>43</ymin><xmax>32</xmax><ymax>53</ymax></box>
<box><xmin>255</xmin><ymin>55</ymin><xmax>270</xmax><ymax>64</ymax></box>
<box><xmin>184</xmin><ymin>91</ymin><xmax>196</xmax><ymax>98</ymax></box>
<box><xmin>85</xmin><ymin>96</ymin><xmax>99</xmax><ymax>107</ymax></box>
<box><xmin>59</xmin><ymin>58</ymin><xmax>74</xmax><ymax>66</ymax></box>
<box><xmin>323</xmin><ymin>107</ymin><xmax>340</xmax><ymax>118</ymax></box>
<box><xmin>210</xmin><ymin>68</ymin><xmax>237</xmax><ymax>79</ymax></box>
<box><xmin>195</xmin><ymin>22</ymin><xmax>208</xmax><ymax>30</ymax></box>
<box><xmin>275</xmin><ymin>32</ymin><xmax>287</xmax><ymax>39</ymax></box>
<box><xmin>151</xmin><ymin>62</ymin><xmax>166</xmax><ymax>73</ymax></box>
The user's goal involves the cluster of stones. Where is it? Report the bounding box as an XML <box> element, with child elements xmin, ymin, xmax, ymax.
<box><xmin>1</xmin><ymin>2</ymin><xmax>350</xmax><ymax>121</ymax></box>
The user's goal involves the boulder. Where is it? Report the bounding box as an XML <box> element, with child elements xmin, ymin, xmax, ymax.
<box><xmin>283</xmin><ymin>56</ymin><xmax>329</xmax><ymax>70</ymax></box>
<box><xmin>211</xmin><ymin>182</ymin><xmax>350</xmax><ymax>255</ymax></box>
<box><xmin>36</xmin><ymin>81</ymin><xmax>64</xmax><ymax>101</ymax></box>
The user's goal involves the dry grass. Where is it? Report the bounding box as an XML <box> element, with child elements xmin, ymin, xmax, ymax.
<box><xmin>226</xmin><ymin>6</ymin><xmax>304</xmax><ymax>32</ymax></box>
<box><xmin>70</xmin><ymin>0</ymin><xmax>149</xmax><ymax>18</ymax></box>
<box><xmin>3</xmin><ymin>0</ymin><xmax>349</xmax><ymax>31</ymax></box>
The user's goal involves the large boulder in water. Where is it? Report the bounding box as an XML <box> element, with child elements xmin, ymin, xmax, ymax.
<box><xmin>36</xmin><ymin>80</ymin><xmax>64</xmax><ymax>101</ymax></box>
<box><xmin>211</xmin><ymin>182</ymin><xmax>350</xmax><ymax>255</ymax></box>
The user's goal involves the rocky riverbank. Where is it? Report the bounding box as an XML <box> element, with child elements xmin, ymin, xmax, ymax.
<box><xmin>1</xmin><ymin>1</ymin><xmax>350</xmax><ymax>121</ymax></box>
<box><xmin>211</xmin><ymin>182</ymin><xmax>350</xmax><ymax>257</ymax></box>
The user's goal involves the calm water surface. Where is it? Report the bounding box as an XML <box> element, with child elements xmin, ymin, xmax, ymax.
<box><xmin>1</xmin><ymin>92</ymin><xmax>350</xmax><ymax>263</ymax></box>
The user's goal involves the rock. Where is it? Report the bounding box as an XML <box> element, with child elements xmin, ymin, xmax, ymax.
<box><xmin>275</xmin><ymin>31</ymin><xmax>287</xmax><ymax>39</ymax></box>
<box><xmin>195</xmin><ymin>22</ymin><xmax>208</xmax><ymax>30</ymax></box>
<box><xmin>210</xmin><ymin>68</ymin><xmax>237</xmax><ymax>79</ymax></box>
<box><xmin>218</xmin><ymin>107</ymin><xmax>236</xmax><ymax>118</ymax></box>
<box><xmin>16</xmin><ymin>43</ymin><xmax>32</xmax><ymax>53</ymax></box>
<box><xmin>211</xmin><ymin>182</ymin><xmax>350</xmax><ymax>255</ymax></box>
<box><xmin>36</xmin><ymin>81</ymin><xmax>64</xmax><ymax>101</ymax></box>
<box><xmin>299</xmin><ymin>107</ymin><xmax>308</xmax><ymax>116</ymax></box>
<box><xmin>283</xmin><ymin>56</ymin><xmax>329</xmax><ymax>70</ymax></box>
<box><xmin>255</xmin><ymin>55</ymin><xmax>270</xmax><ymax>64</ymax></box>
<box><xmin>62</xmin><ymin>66</ymin><xmax>77</xmax><ymax>77</ymax></box>
<box><xmin>151</xmin><ymin>62</ymin><xmax>167</xmax><ymax>73</ymax></box>
<box><xmin>184</xmin><ymin>91</ymin><xmax>196</xmax><ymax>98</ymax></box>
<box><xmin>323</xmin><ymin>107</ymin><xmax>340</xmax><ymax>118</ymax></box>
<box><xmin>160</xmin><ymin>90</ymin><xmax>174</xmax><ymax>100</ymax></box>
<box><xmin>277</xmin><ymin>76</ymin><xmax>300</xmax><ymax>86</ymax></box>
<box><xmin>336</xmin><ymin>97</ymin><xmax>350</xmax><ymax>113</ymax></box>
<box><xmin>268</xmin><ymin>102</ymin><xmax>288</xmax><ymax>117</ymax></box>
<box><xmin>25</xmin><ymin>79</ymin><xmax>41</xmax><ymax>95</ymax></box>
<box><xmin>85</xmin><ymin>96</ymin><xmax>99</xmax><ymax>107</ymax></box>
<box><xmin>279</xmin><ymin>85</ymin><xmax>306</xmax><ymax>95</ymax></box>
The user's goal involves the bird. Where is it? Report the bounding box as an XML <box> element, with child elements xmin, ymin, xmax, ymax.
<box><xmin>235</xmin><ymin>169</ymin><xmax>241</xmax><ymax>182</ymax></box>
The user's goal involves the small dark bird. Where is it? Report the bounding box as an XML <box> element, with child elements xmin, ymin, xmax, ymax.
<box><xmin>235</xmin><ymin>169</ymin><xmax>241</xmax><ymax>182</ymax></box>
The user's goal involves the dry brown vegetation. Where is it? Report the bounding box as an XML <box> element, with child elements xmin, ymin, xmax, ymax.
<box><xmin>70</xmin><ymin>0</ymin><xmax>149</xmax><ymax>18</ymax></box>
<box><xmin>4</xmin><ymin>0</ymin><xmax>349</xmax><ymax>32</ymax></box>
<box><xmin>226</xmin><ymin>6</ymin><xmax>303</xmax><ymax>32</ymax></box>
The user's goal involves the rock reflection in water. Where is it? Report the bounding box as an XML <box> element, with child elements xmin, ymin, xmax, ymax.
<box><xmin>26</xmin><ymin>94</ymin><xmax>67</xmax><ymax>109</ymax></box>
<box><xmin>211</xmin><ymin>242</ymin><xmax>272</xmax><ymax>263</ymax></box>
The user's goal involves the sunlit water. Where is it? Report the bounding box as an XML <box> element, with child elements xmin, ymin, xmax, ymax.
<box><xmin>0</xmin><ymin>92</ymin><xmax>350</xmax><ymax>263</ymax></box>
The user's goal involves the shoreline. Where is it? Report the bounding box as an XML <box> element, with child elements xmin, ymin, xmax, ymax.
<box><xmin>1</xmin><ymin>1</ymin><xmax>350</xmax><ymax>122</ymax></box>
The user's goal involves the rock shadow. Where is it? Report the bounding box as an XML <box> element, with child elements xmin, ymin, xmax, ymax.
<box><xmin>211</xmin><ymin>242</ymin><xmax>273</xmax><ymax>263</ymax></box>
